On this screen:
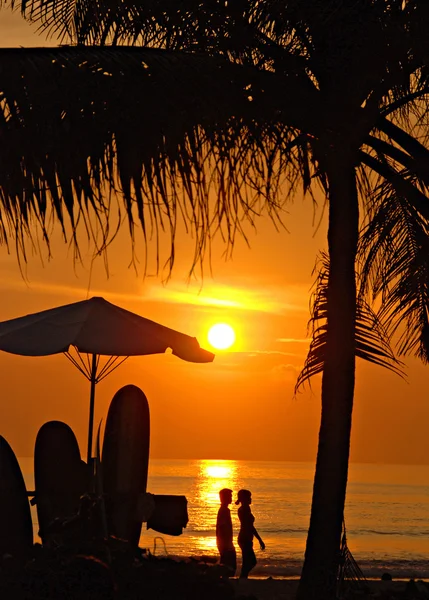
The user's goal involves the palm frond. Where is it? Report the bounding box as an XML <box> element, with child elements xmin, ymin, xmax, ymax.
<box><xmin>295</xmin><ymin>252</ymin><xmax>403</xmax><ymax>392</ymax></box>
<box><xmin>3</xmin><ymin>0</ymin><xmax>417</xmax><ymax>104</ymax></box>
<box><xmin>359</xmin><ymin>170</ymin><xmax>429</xmax><ymax>363</ymax></box>
<box><xmin>358</xmin><ymin>113</ymin><xmax>429</xmax><ymax>363</ymax></box>
<box><xmin>4</xmin><ymin>0</ymin><xmax>305</xmax><ymax>58</ymax></box>
<box><xmin>0</xmin><ymin>45</ymin><xmax>318</xmax><ymax>269</ymax></box>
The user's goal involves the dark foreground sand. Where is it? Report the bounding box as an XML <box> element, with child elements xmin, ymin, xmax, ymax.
<box><xmin>230</xmin><ymin>578</ymin><xmax>429</xmax><ymax>600</ymax></box>
<box><xmin>232</xmin><ymin>578</ymin><xmax>298</xmax><ymax>600</ymax></box>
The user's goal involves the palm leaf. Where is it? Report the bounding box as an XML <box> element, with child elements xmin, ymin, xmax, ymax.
<box><xmin>359</xmin><ymin>170</ymin><xmax>429</xmax><ymax>363</ymax></box>
<box><xmin>0</xmin><ymin>45</ymin><xmax>318</xmax><ymax>269</ymax></box>
<box><xmin>358</xmin><ymin>113</ymin><xmax>429</xmax><ymax>363</ymax></box>
<box><xmin>295</xmin><ymin>252</ymin><xmax>403</xmax><ymax>392</ymax></box>
<box><xmin>5</xmin><ymin>0</ymin><xmax>419</xmax><ymax>113</ymax></box>
<box><xmin>2</xmin><ymin>0</ymin><xmax>355</xmax><ymax>53</ymax></box>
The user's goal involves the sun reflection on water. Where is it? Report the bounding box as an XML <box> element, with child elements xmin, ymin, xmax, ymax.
<box><xmin>205</xmin><ymin>465</ymin><xmax>231</xmax><ymax>479</ymax></box>
<box><xmin>190</xmin><ymin>459</ymin><xmax>239</xmax><ymax>555</ymax></box>
<box><xmin>190</xmin><ymin>535</ymin><xmax>219</xmax><ymax>554</ymax></box>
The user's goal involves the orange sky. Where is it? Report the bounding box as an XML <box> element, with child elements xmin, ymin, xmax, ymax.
<box><xmin>0</xmin><ymin>12</ymin><xmax>428</xmax><ymax>465</ymax></box>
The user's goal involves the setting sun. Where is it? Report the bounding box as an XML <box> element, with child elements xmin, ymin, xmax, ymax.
<box><xmin>208</xmin><ymin>323</ymin><xmax>236</xmax><ymax>350</ymax></box>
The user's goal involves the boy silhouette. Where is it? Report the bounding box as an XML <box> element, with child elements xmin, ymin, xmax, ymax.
<box><xmin>216</xmin><ymin>488</ymin><xmax>236</xmax><ymax>577</ymax></box>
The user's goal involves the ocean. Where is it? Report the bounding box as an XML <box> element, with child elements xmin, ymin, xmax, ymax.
<box><xmin>20</xmin><ymin>458</ymin><xmax>429</xmax><ymax>580</ymax></box>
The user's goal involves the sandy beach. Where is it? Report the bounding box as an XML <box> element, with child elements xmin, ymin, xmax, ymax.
<box><xmin>230</xmin><ymin>578</ymin><xmax>429</xmax><ymax>600</ymax></box>
<box><xmin>232</xmin><ymin>578</ymin><xmax>298</xmax><ymax>600</ymax></box>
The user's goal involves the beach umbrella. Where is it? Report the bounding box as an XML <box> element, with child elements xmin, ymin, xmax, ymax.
<box><xmin>0</xmin><ymin>297</ymin><xmax>214</xmax><ymax>462</ymax></box>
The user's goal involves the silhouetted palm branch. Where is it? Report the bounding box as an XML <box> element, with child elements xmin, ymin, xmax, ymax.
<box><xmin>5</xmin><ymin>0</ymin><xmax>324</xmax><ymax>57</ymax></box>
<box><xmin>0</xmin><ymin>45</ymin><xmax>316</xmax><ymax>268</ymax></box>
<box><xmin>359</xmin><ymin>158</ymin><xmax>429</xmax><ymax>363</ymax></box>
<box><xmin>296</xmin><ymin>253</ymin><xmax>403</xmax><ymax>391</ymax></box>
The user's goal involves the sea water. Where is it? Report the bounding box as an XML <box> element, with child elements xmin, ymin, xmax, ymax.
<box><xmin>19</xmin><ymin>458</ymin><xmax>429</xmax><ymax>579</ymax></box>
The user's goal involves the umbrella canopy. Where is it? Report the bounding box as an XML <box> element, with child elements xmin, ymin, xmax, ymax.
<box><xmin>0</xmin><ymin>296</ymin><xmax>214</xmax><ymax>362</ymax></box>
<box><xmin>0</xmin><ymin>297</ymin><xmax>214</xmax><ymax>461</ymax></box>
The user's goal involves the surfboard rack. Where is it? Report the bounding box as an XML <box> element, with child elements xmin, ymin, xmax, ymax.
<box><xmin>21</xmin><ymin>386</ymin><xmax>189</xmax><ymax>549</ymax></box>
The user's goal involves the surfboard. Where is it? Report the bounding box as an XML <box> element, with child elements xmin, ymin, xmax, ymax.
<box><xmin>102</xmin><ymin>384</ymin><xmax>150</xmax><ymax>545</ymax></box>
<box><xmin>0</xmin><ymin>435</ymin><xmax>33</xmax><ymax>556</ymax></box>
<box><xmin>34</xmin><ymin>421</ymin><xmax>88</xmax><ymax>543</ymax></box>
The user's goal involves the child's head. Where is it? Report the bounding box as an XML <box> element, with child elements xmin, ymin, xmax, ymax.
<box><xmin>219</xmin><ymin>488</ymin><xmax>233</xmax><ymax>504</ymax></box>
<box><xmin>235</xmin><ymin>489</ymin><xmax>252</xmax><ymax>505</ymax></box>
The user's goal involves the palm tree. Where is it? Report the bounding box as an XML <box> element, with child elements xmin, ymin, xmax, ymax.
<box><xmin>2</xmin><ymin>2</ymin><xmax>429</xmax><ymax>599</ymax></box>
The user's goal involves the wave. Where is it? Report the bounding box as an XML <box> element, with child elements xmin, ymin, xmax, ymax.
<box><xmin>355</xmin><ymin>529</ymin><xmax>429</xmax><ymax>537</ymax></box>
<box><xmin>185</xmin><ymin>526</ymin><xmax>310</xmax><ymax>535</ymax></box>
<box><xmin>188</xmin><ymin>525</ymin><xmax>429</xmax><ymax>537</ymax></box>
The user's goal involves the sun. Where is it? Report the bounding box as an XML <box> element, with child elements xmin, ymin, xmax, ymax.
<box><xmin>208</xmin><ymin>323</ymin><xmax>236</xmax><ymax>350</ymax></box>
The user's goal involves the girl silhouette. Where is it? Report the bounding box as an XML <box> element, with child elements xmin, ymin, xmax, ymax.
<box><xmin>235</xmin><ymin>489</ymin><xmax>265</xmax><ymax>578</ymax></box>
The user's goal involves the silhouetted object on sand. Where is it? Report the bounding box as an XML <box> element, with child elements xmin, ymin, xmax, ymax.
<box><xmin>0</xmin><ymin>546</ymin><xmax>235</xmax><ymax>600</ymax></box>
<box><xmin>216</xmin><ymin>488</ymin><xmax>236</xmax><ymax>577</ymax></box>
<box><xmin>42</xmin><ymin>493</ymin><xmax>106</xmax><ymax>550</ymax></box>
<box><xmin>26</xmin><ymin>384</ymin><xmax>189</xmax><ymax>554</ymax></box>
<box><xmin>336</xmin><ymin>523</ymin><xmax>369</xmax><ymax>598</ymax></box>
<box><xmin>55</xmin><ymin>555</ymin><xmax>116</xmax><ymax>600</ymax></box>
<box><xmin>146</xmin><ymin>495</ymin><xmax>189</xmax><ymax>536</ymax></box>
<box><xmin>102</xmin><ymin>384</ymin><xmax>150</xmax><ymax>546</ymax></box>
<box><xmin>0</xmin><ymin>296</ymin><xmax>214</xmax><ymax>462</ymax></box>
<box><xmin>0</xmin><ymin>436</ymin><xmax>33</xmax><ymax>557</ymax></box>
<box><xmin>235</xmin><ymin>489</ymin><xmax>265</xmax><ymax>578</ymax></box>
<box><xmin>34</xmin><ymin>421</ymin><xmax>88</xmax><ymax>545</ymax></box>
<box><xmin>18</xmin><ymin>554</ymin><xmax>116</xmax><ymax>600</ymax></box>
<box><xmin>405</xmin><ymin>579</ymin><xmax>429</xmax><ymax>599</ymax></box>
<box><xmin>103</xmin><ymin>384</ymin><xmax>188</xmax><ymax>544</ymax></box>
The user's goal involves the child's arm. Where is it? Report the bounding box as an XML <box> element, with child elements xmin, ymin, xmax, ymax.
<box><xmin>253</xmin><ymin>527</ymin><xmax>265</xmax><ymax>550</ymax></box>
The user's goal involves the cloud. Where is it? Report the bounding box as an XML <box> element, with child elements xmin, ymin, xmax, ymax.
<box><xmin>211</xmin><ymin>349</ymin><xmax>304</xmax><ymax>375</ymax></box>
<box><xmin>142</xmin><ymin>280</ymin><xmax>308</xmax><ymax>315</ymax></box>
<box><xmin>271</xmin><ymin>363</ymin><xmax>300</xmax><ymax>381</ymax></box>
<box><xmin>0</xmin><ymin>275</ymin><xmax>144</xmax><ymax>306</ymax></box>
<box><xmin>244</xmin><ymin>350</ymin><xmax>302</xmax><ymax>358</ymax></box>
<box><xmin>277</xmin><ymin>338</ymin><xmax>311</xmax><ymax>344</ymax></box>
<box><xmin>272</xmin><ymin>363</ymin><xmax>299</xmax><ymax>374</ymax></box>
<box><xmin>0</xmin><ymin>258</ymin><xmax>310</xmax><ymax>328</ymax></box>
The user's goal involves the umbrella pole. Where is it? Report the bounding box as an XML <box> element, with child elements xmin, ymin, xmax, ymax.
<box><xmin>87</xmin><ymin>353</ymin><xmax>97</xmax><ymax>464</ymax></box>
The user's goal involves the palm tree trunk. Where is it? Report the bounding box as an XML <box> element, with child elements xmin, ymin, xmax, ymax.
<box><xmin>297</xmin><ymin>151</ymin><xmax>359</xmax><ymax>600</ymax></box>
